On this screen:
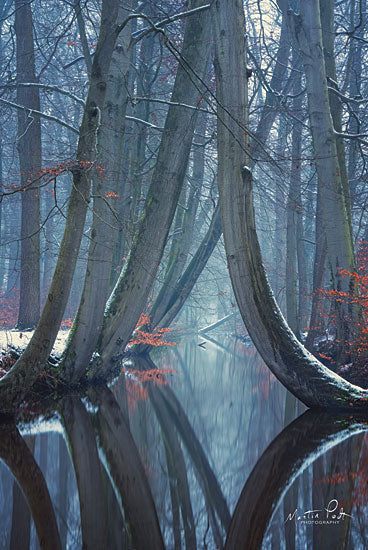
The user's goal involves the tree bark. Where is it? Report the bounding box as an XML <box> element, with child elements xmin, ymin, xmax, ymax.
<box><xmin>15</xmin><ymin>0</ymin><xmax>41</xmax><ymax>329</ymax></box>
<box><xmin>287</xmin><ymin>1</ymin><xmax>361</xmax><ymax>361</ymax></box>
<box><xmin>94</xmin><ymin>0</ymin><xmax>211</xmax><ymax>372</ymax></box>
<box><xmin>213</xmin><ymin>0</ymin><xmax>368</xmax><ymax>409</ymax></box>
<box><xmin>0</xmin><ymin>0</ymin><xmax>120</xmax><ymax>411</ymax></box>
<box><xmin>61</xmin><ymin>1</ymin><xmax>132</xmax><ymax>382</ymax></box>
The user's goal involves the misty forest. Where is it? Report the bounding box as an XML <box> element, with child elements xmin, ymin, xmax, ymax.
<box><xmin>3</xmin><ymin>0</ymin><xmax>368</xmax><ymax>548</ymax></box>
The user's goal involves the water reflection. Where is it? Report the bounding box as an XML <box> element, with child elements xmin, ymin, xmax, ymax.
<box><xmin>0</xmin><ymin>338</ymin><xmax>367</xmax><ymax>549</ymax></box>
<box><xmin>226</xmin><ymin>411</ymin><xmax>368</xmax><ymax>549</ymax></box>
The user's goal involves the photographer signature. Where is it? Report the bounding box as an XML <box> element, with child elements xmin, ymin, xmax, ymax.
<box><xmin>285</xmin><ymin>499</ymin><xmax>352</xmax><ymax>523</ymax></box>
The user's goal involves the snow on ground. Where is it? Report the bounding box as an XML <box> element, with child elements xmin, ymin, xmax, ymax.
<box><xmin>0</xmin><ymin>329</ymin><xmax>70</xmax><ymax>357</ymax></box>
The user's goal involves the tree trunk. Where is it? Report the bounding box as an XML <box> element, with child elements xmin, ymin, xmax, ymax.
<box><xmin>213</xmin><ymin>0</ymin><xmax>368</xmax><ymax>409</ymax></box>
<box><xmin>61</xmin><ymin>1</ymin><xmax>132</xmax><ymax>382</ymax></box>
<box><xmin>0</xmin><ymin>0</ymin><xmax>120</xmax><ymax>411</ymax></box>
<box><xmin>285</xmin><ymin>49</ymin><xmax>303</xmax><ymax>339</ymax></box>
<box><xmin>94</xmin><ymin>0</ymin><xmax>211</xmax><ymax>372</ymax></box>
<box><xmin>134</xmin><ymin>204</ymin><xmax>222</xmax><ymax>356</ymax></box>
<box><xmin>0</xmin><ymin>33</ymin><xmax>4</xmax><ymax>293</ymax></box>
<box><xmin>138</xmin><ymin>9</ymin><xmax>290</xmax><ymax>345</ymax></box>
<box><xmin>305</xmin><ymin>184</ymin><xmax>327</xmax><ymax>350</ymax></box>
<box><xmin>15</xmin><ymin>0</ymin><xmax>41</xmax><ymax>329</ymax></box>
<box><xmin>287</xmin><ymin>0</ymin><xmax>361</xmax><ymax>361</ymax></box>
<box><xmin>149</xmin><ymin>115</ymin><xmax>206</xmax><ymax>328</ymax></box>
<box><xmin>320</xmin><ymin>0</ymin><xmax>353</xmax><ymax>235</ymax></box>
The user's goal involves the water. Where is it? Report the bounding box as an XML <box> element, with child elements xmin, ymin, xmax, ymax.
<box><xmin>0</xmin><ymin>335</ymin><xmax>367</xmax><ymax>549</ymax></box>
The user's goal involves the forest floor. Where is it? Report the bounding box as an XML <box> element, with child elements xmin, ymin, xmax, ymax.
<box><xmin>0</xmin><ymin>329</ymin><xmax>70</xmax><ymax>356</ymax></box>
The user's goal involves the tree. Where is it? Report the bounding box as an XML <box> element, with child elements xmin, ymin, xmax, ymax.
<box><xmin>92</xmin><ymin>0</ymin><xmax>212</xmax><ymax>377</ymax></box>
<box><xmin>212</xmin><ymin>0</ymin><xmax>368</xmax><ymax>409</ymax></box>
<box><xmin>286</xmin><ymin>0</ymin><xmax>363</xmax><ymax>362</ymax></box>
<box><xmin>0</xmin><ymin>0</ymin><xmax>121</xmax><ymax>411</ymax></box>
<box><xmin>61</xmin><ymin>1</ymin><xmax>133</xmax><ymax>382</ymax></box>
<box><xmin>14</xmin><ymin>0</ymin><xmax>41</xmax><ymax>329</ymax></box>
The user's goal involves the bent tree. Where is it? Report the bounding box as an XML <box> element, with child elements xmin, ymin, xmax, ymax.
<box><xmin>61</xmin><ymin>0</ymin><xmax>133</xmax><ymax>382</ymax></box>
<box><xmin>0</xmin><ymin>0</ymin><xmax>121</xmax><ymax>412</ymax></box>
<box><xmin>0</xmin><ymin>1</ymin><xmax>213</xmax><ymax>409</ymax></box>
<box><xmin>212</xmin><ymin>0</ymin><xmax>368</xmax><ymax>409</ymax></box>
<box><xmin>93</xmin><ymin>0</ymin><xmax>212</xmax><ymax>376</ymax></box>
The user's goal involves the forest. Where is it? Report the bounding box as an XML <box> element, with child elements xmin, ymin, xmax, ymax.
<box><xmin>1</xmin><ymin>0</ymin><xmax>368</xmax><ymax>548</ymax></box>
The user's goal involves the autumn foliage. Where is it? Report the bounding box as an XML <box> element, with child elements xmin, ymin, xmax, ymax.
<box><xmin>0</xmin><ymin>289</ymin><xmax>20</xmax><ymax>328</ymax></box>
<box><xmin>310</xmin><ymin>241</ymin><xmax>368</xmax><ymax>369</ymax></box>
<box><xmin>129</xmin><ymin>312</ymin><xmax>178</xmax><ymax>347</ymax></box>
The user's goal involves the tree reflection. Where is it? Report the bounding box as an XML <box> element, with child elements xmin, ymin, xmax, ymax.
<box><xmin>89</xmin><ymin>384</ymin><xmax>165</xmax><ymax>550</ymax></box>
<box><xmin>1</xmin><ymin>358</ymin><xmax>368</xmax><ymax>549</ymax></box>
<box><xmin>61</xmin><ymin>397</ymin><xmax>107</xmax><ymax>549</ymax></box>
<box><xmin>225</xmin><ymin>411</ymin><xmax>368</xmax><ymax>550</ymax></box>
<box><xmin>0</xmin><ymin>419</ymin><xmax>61</xmax><ymax>549</ymax></box>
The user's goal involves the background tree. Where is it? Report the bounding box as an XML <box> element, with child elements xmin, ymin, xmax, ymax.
<box><xmin>14</xmin><ymin>0</ymin><xmax>41</xmax><ymax>329</ymax></box>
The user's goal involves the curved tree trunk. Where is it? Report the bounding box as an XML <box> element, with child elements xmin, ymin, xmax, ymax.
<box><xmin>149</xmin><ymin>115</ymin><xmax>206</xmax><ymax>328</ymax></box>
<box><xmin>212</xmin><ymin>0</ymin><xmax>368</xmax><ymax>409</ymax></box>
<box><xmin>134</xmin><ymin>204</ymin><xmax>222</xmax><ymax>355</ymax></box>
<box><xmin>61</xmin><ymin>1</ymin><xmax>132</xmax><ymax>382</ymax></box>
<box><xmin>134</xmin><ymin>7</ymin><xmax>296</xmax><ymax>356</ymax></box>
<box><xmin>0</xmin><ymin>0</ymin><xmax>120</xmax><ymax>412</ymax></box>
<box><xmin>93</xmin><ymin>0</ymin><xmax>212</xmax><ymax>373</ymax></box>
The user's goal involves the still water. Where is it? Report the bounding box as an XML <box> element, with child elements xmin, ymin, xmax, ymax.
<box><xmin>0</xmin><ymin>335</ymin><xmax>367</xmax><ymax>549</ymax></box>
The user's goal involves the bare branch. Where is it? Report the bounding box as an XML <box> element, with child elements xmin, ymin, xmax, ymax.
<box><xmin>133</xmin><ymin>95</ymin><xmax>215</xmax><ymax>115</ymax></box>
<box><xmin>126</xmin><ymin>115</ymin><xmax>163</xmax><ymax>130</ymax></box>
<box><xmin>327</xmin><ymin>85</ymin><xmax>368</xmax><ymax>106</ymax></box>
<box><xmin>131</xmin><ymin>4</ymin><xmax>211</xmax><ymax>41</ymax></box>
<box><xmin>334</xmin><ymin>130</ymin><xmax>368</xmax><ymax>147</ymax></box>
<box><xmin>0</xmin><ymin>82</ymin><xmax>85</xmax><ymax>106</ymax></box>
<box><xmin>0</xmin><ymin>97</ymin><xmax>79</xmax><ymax>134</ymax></box>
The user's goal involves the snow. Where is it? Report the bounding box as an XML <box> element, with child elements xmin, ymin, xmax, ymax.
<box><xmin>0</xmin><ymin>329</ymin><xmax>70</xmax><ymax>357</ymax></box>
